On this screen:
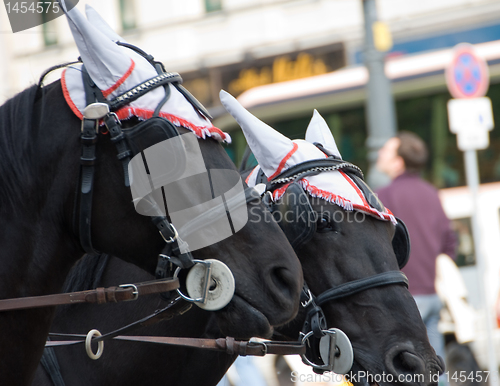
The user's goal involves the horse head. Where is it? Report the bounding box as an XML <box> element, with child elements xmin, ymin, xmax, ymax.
<box><xmin>0</xmin><ymin>5</ymin><xmax>303</xmax><ymax>383</ymax></box>
<box><xmin>221</xmin><ymin>90</ymin><xmax>444</xmax><ymax>385</ymax></box>
<box><xmin>59</xmin><ymin>2</ymin><xmax>302</xmax><ymax>338</ymax></box>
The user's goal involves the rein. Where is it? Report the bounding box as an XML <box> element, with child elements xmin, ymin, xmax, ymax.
<box><xmin>36</xmin><ymin>44</ymin><xmax>408</xmax><ymax>377</ymax></box>
<box><xmin>0</xmin><ymin>278</ymin><xmax>179</xmax><ymax>312</ymax></box>
<box><xmin>47</xmin><ymin>334</ymin><xmax>306</xmax><ymax>357</ymax></box>
<box><xmin>44</xmin><ymin>297</ymin><xmax>306</xmax><ymax>359</ymax></box>
<box><xmin>42</xmin><ymin>157</ymin><xmax>408</xmax><ymax>372</ymax></box>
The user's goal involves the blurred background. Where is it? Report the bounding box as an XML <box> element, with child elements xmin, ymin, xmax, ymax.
<box><xmin>1</xmin><ymin>0</ymin><xmax>500</xmax><ymax>384</ymax></box>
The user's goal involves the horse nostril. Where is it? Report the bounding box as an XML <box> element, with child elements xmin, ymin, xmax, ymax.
<box><xmin>436</xmin><ymin>355</ymin><xmax>445</xmax><ymax>372</ymax></box>
<box><xmin>270</xmin><ymin>267</ymin><xmax>294</xmax><ymax>297</ymax></box>
<box><xmin>393</xmin><ymin>351</ymin><xmax>426</xmax><ymax>373</ymax></box>
<box><xmin>385</xmin><ymin>345</ymin><xmax>427</xmax><ymax>385</ymax></box>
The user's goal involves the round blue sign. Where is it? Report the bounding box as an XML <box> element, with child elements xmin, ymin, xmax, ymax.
<box><xmin>446</xmin><ymin>44</ymin><xmax>489</xmax><ymax>99</ymax></box>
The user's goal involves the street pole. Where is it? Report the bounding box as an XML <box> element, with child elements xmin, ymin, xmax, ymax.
<box><xmin>464</xmin><ymin>149</ymin><xmax>499</xmax><ymax>386</ymax></box>
<box><xmin>361</xmin><ymin>0</ymin><xmax>397</xmax><ymax>190</ymax></box>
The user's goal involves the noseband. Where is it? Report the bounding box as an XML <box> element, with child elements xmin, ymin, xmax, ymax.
<box><xmin>254</xmin><ymin>147</ymin><xmax>410</xmax><ymax>373</ymax></box>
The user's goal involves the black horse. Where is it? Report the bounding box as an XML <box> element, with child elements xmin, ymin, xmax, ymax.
<box><xmin>33</xmin><ymin>100</ymin><xmax>444</xmax><ymax>386</ymax></box>
<box><xmin>33</xmin><ymin>191</ymin><xmax>443</xmax><ymax>386</ymax></box>
<box><xmin>0</xmin><ymin>12</ymin><xmax>303</xmax><ymax>386</ymax></box>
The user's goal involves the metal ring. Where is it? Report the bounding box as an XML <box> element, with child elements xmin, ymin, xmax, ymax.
<box><xmin>300</xmin><ymin>330</ymin><xmax>315</xmax><ymax>345</ymax></box>
<box><xmin>300</xmin><ymin>331</ymin><xmax>327</xmax><ymax>370</ymax></box>
<box><xmin>85</xmin><ymin>329</ymin><xmax>104</xmax><ymax>360</ymax></box>
<box><xmin>300</xmin><ymin>329</ymin><xmax>340</xmax><ymax>371</ymax></box>
<box><xmin>118</xmin><ymin>284</ymin><xmax>139</xmax><ymax>301</ymax></box>
<box><xmin>173</xmin><ymin>260</ymin><xmax>211</xmax><ymax>304</ymax></box>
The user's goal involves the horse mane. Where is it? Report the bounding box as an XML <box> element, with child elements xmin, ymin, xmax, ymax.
<box><xmin>0</xmin><ymin>84</ymin><xmax>40</xmax><ymax>212</ymax></box>
<box><xmin>62</xmin><ymin>254</ymin><xmax>110</xmax><ymax>292</ymax></box>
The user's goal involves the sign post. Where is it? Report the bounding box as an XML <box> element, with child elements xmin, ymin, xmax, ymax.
<box><xmin>446</xmin><ymin>43</ymin><xmax>498</xmax><ymax>386</ymax></box>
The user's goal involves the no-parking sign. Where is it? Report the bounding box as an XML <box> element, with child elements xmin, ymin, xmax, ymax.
<box><xmin>446</xmin><ymin>43</ymin><xmax>489</xmax><ymax>99</ymax></box>
<box><xmin>446</xmin><ymin>43</ymin><xmax>493</xmax><ymax>151</ymax></box>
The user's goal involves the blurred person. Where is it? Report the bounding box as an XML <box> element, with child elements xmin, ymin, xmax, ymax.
<box><xmin>376</xmin><ymin>131</ymin><xmax>457</xmax><ymax>367</ymax></box>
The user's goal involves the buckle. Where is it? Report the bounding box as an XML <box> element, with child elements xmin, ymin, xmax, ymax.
<box><xmin>159</xmin><ymin>223</ymin><xmax>179</xmax><ymax>244</ymax></box>
<box><xmin>301</xmin><ymin>288</ymin><xmax>314</xmax><ymax>308</ymax></box>
<box><xmin>83</xmin><ymin>103</ymin><xmax>110</xmax><ymax>120</ymax></box>
<box><xmin>118</xmin><ymin>284</ymin><xmax>139</xmax><ymax>301</ymax></box>
<box><xmin>249</xmin><ymin>339</ymin><xmax>268</xmax><ymax>356</ymax></box>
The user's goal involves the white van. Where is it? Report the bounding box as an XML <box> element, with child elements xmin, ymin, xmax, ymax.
<box><xmin>439</xmin><ymin>182</ymin><xmax>500</xmax><ymax>370</ymax></box>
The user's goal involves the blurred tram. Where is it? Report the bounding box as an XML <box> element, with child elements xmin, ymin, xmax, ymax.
<box><xmin>214</xmin><ymin>40</ymin><xmax>500</xmax><ymax>371</ymax></box>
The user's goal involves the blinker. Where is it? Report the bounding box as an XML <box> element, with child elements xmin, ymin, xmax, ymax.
<box><xmin>273</xmin><ymin>182</ymin><xmax>317</xmax><ymax>249</ymax></box>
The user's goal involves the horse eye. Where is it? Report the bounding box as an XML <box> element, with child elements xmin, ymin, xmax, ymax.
<box><xmin>317</xmin><ymin>214</ymin><xmax>333</xmax><ymax>232</ymax></box>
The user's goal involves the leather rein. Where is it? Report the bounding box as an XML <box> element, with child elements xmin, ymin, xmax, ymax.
<box><xmin>42</xmin><ymin>158</ymin><xmax>409</xmax><ymax>364</ymax></box>
<box><xmin>2</xmin><ymin>46</ymin><xmax>307</xmax><ymax>357</ymax></box>
<box><xmin>13</xmin><ymin>45</ymin><xmax>408</xmax><ymax>365</ymax></box>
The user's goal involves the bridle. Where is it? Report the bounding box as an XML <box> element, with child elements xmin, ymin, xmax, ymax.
<box><xmin>0</xmin><ymin>47</ymin><xmax>199</xmax><ymax>312</ymax></box>
<box><xmin>0</xmin><ymin>44</ymin><xmax>261</xmax><ymax>311</ymax></box>
<box><xmin>251</xmin><ymin>145</ymin><xmax>410</xmax><ymax>373</ymax></box>
<box><xmin>33</xmin><ymin>45</ymin><xmax>409</xmax><ymax>378</ymax></box>
<box><xmin>76</xmin><ymin>43</ymin><xmax>281</xmax><ymax>311</ymax></box>
<box><xmin>43</xmin><ymin>151</ymin><xmax>409</xmax><ymax>374</ymax></box>
<box><xmin>77</xmin><ymin>56</ymin><xmax>196</xmax><ymax>274</ymax></box>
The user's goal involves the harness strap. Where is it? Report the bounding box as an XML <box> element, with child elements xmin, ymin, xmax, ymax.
<box><xmin>315</xmin><ymin>271</ymin><xmax>408</xmax><ymax>306</ymax></box>
<box><xmin>103</xmin><ymin>114</ymin><xmax>132</xmax><ymax>187</ymax></box>
<box><xmin>79</xmin><ymin>67</ymin><xmax>105</xmax><ymax>254</ymax></box>
<box><xmin>107</xmin><ymin>72</ymin><xmax>182</xmax><ymax>111</ymax></box>
<box><xmin>301</xmin><ymin>285</ymin><xmax>326</xmax><ymax>339</ymax></box>
<box><xmin>300</xmin><ymin>285</ymin><xmax>328</xmax><ymax>371</ymax></box>
<box><xmin>0</xmin><ymin>278</ymin><xmax>179</xmax><ymax>312</ymax></box>
<box><xmin>270</xmin><ymin>158</ymin><xmax>364</xmax><ymax>185</ymax></box>
<box><xmin>154</xmin><ymin>186</ymin><xmax>262</xmax><ymax>278</ymax></box>
<box><xmin>173</xmin><ymin>83</ymin><xmax>213</xmax><ymax>121</ymax></box>
<box><xmin>46</xmin><ymin>335</ymin><xmax>306</xmax><ymax>357</ymax></box>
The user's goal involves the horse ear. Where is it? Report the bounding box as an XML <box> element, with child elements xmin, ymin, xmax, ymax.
<box><xmin>219</xmin><ymin>90</ymin><xmax>295</xmax><ymax>178</ymax></box>
<box><xmin>60</xmin><ymin>0</ymin><xmax>133</xmax><ymax>92</ymax></box>
<box><xmin>85</xmin><ymin>4</ymin><xmax>126</xmax><ymax>43</ymax></box>
<box><xmin>305</xmin><ymin>110</ymin><xmax>342</xmax><ymax>159</ymax></box>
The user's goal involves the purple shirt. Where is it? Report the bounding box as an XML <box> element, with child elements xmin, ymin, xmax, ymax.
<box><xmin>376</xmin><ymin>172</ymin><xmax>457</xmax><ymax>295</ymax></box>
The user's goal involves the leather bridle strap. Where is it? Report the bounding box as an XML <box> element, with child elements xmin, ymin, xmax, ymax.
<box><xmin>0</xmin><ymin>278</ymin><xmax>179</xmax><ymax>312</ymax></box>
<box><xmin>107</xmin><ymin>72</ymin><xmax>182</xmax><ymax>111</ymax></box>
<box><xmin>270</xmin><ymin>158</ymin><xmax>364</xmax><ymax>186</ymax></box>
<box><xmin>79</xmin><ymin>67</ymin><xmax>104</xmax><ymax>254</ymax></box>
<box><xmin>299</xmin><ymin>271</ymin><xmax>408</xmax><ymax>373</ymax></box>
<box><xmin>47</xmin><ymin>335</ymin><xmax>306</xmax><ymax>357</ymax></box>
<box><xmin>155</xmin><ymin>186</ymin><xmax>263</xmax><ymax>278</ymax></box>
<box><xmin>315</xmin><ymin>271</ymin><xmax>408</xmax><ymax>307</ymax></box>
<box><xmin>115</xmin><ymin>336</ymin><xmax>306</xmax><ymax>356</ymax></box>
